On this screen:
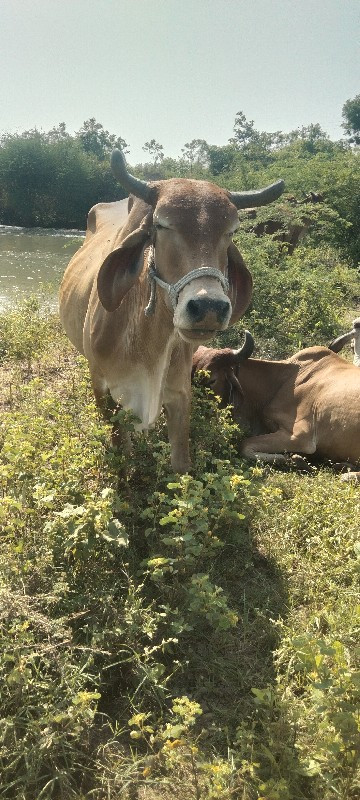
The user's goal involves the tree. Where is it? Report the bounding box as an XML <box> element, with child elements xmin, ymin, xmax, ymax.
<box><xmin>45</xmin><ymin>122</ymin><xmax>70</xmax><ymax>144</ymax></box>
<box><xmin>228</xmin><ymin>112</ymin><xmax>282</xmax><ymax>167</ymax></box>
<box><xmin>207</xmin><ymin>144</ymin><xmax>236</xmax><ymax>176</ymax></box>
<box><xmin>342</xmin><ymin>95</ymin><xmax>360</xmax><ymax>145</ymax></box>
<box><xmin>76</xmin><ymin>118</ymin><xmax>129</xmax><ymax>160</ymax></box>
<box><xmin>181</xmin><ymin>139</ymin><xmax>209</xmax><ymax>172</ymax></box>
<box><xmin>283</xmin><ymin>123</ymin><xmax>330</xmax><ymax>153</ymax></box>
<box><xmin>142</xmin><ymin>139</ymin><xmax>164</xmax><ymax>164</ymax></box>
<box><xmin>0</xmin><ymin>130</ymin><xmax>126</xmax><ymax>228</ymax></box>
<box><xmin>230</xmin><ymin>111</ymin><xmax>259</xmax><ymax>148</ymax></box>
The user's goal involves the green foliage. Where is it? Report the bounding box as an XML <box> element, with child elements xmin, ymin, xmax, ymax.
<box><xmin>342</xmin><ymin>94</ymin><xmax>360</xmax><ymax>144</ymax></box>
<box><xmin>0</xmin><ymin>128</ymin><xmax>125</xmax><ymax>228</ymax></box>
<box><xmin>1</xmin><ymin>106</ymin><xmax>360</xmax><ymax>262</ymax></box>
<box><xmin>0</xmin><ymin>294</ymin><xmax>61</xmax><ymax>369</ymax></box>
<box><xmin>247</xmin><ymin>243</ymin><xmax>358</xmax><ymax>357</ymax></box>
<box><xmin>142</xmin><ymin>139</ymin><xmax>165</xmax><ymax>165</ymax></box>
<box><xmin>214</xmin><ymin>233</ymin><xmax>358</xmax><ymax>358</ymax></box>
<box><xmin>0</xmin><ymin>297</ymin><xmax>359</xmax><ymax>799</ymax></box>
<box><xmin>76</xmin><ymin>117</ymin><xmax>129</xmax><ymax>160</ymax></box>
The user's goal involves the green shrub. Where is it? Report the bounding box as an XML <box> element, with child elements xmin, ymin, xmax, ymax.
<box><xmin>215</xmin><ymin>237</ymin><xmax>359</xmax><ymax>358</ymax></box>
<box><xmin>0</xmin><ymin>294</ymin><xmax>359</xmax><ymax>798</ymax></box>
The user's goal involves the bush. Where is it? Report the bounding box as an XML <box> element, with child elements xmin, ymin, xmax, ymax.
<box><xmin>0</xmin><ymin>294</ymin><xmax>359</xmax><ymax>798</ymax></box>
<box><xmin>214</xmin><ymin>236</ymin><xmax>359</xmax><ymax>358</ymax></box>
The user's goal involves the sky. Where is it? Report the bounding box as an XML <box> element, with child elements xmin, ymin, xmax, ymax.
<box><xmin>1</xmin><ymin>0</ymin><xmax>359</xmax><ymax>163</ymax></box>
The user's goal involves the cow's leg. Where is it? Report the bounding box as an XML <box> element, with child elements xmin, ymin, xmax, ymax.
<box><xmin>163</xmin><ymin>387</ymin><xmax>191</xmax><ymax>473</ymax></box>
<box><xmin>90</xmin><ymin>369</ymin><xmax>131</xmax><ymax>453</ymax></box>
<box><xmin>242</xmin><ymin>424</ymin><xmax>316</xmax><ymax>464</ymax></box>
<box><xmin>163</xmin><ymin>346</ymin><xmax>192</xmax><ymax>474</ymax></box>
<box><xmin>90</xmin><ymin>371</ymin><xmax>110</xmax><ymax>415</ymax></box>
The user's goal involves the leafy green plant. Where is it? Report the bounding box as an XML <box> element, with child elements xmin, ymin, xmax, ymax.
<box><xmin>0</xmin><ymin>294</ymin><xmax>61</xmax><ymax>370</ymax></box>
<box><xmin>0</xmin><ymin>278</ymin><xmax>359</xmax><ymax>799</ymax></box>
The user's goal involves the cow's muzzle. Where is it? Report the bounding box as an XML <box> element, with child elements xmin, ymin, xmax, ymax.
<box><xmin>144</xmin><ymin>245</ymin><xmax>230</xmax><ymax>317</ymax></box>
<box><xmin>187</xmin><ymin>297</ymin><xmax>231</xmax><ymax>326</ymax></box>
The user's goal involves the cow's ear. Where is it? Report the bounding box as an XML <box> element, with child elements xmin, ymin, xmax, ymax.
<box><xmin>97</xmin><ymin>213</ymin><xmax>152</xmax><ymax>312</ymax></box>
<box><xmin>227</xmin><ymin>242</ymin><xmax>253</xmax><ymax>324</ymax></box>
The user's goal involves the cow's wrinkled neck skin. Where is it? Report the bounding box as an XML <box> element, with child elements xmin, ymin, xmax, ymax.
<box><xmin>85</xmin><ymin>261</ymin><xmax>187</xmax><ymax>429</ymax></box>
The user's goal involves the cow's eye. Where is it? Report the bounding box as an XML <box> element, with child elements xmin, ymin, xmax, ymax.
<box><xmin>154</xmin><ymin>222</ymin><xmax>169</xmax><ymax>231</ymax></box>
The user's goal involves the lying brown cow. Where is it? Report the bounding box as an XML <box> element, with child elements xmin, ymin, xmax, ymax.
<box><xmin>60</xmin><ymin>149</ymin><xmax>284</xmax><ymax>473</ymax></box>
<box><xmin>192</xmin><ymin>332</ymin><xmax>360</xmax><ymax>479</ymax></box>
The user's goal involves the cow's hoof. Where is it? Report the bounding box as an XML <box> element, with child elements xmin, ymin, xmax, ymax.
<box><xmin>340</xmin><ymin>472</ymin><xmax>360</xmax><ymax>484</ymax></box>
<box><xmin>289</xmin><ymin>454</ymin><xmax>315</xmax><ymax>473</ymax></box>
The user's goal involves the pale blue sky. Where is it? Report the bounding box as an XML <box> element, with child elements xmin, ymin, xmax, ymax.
<box><xmin>1</xmin><ymin>0</ymin><xmax>359</xmax><ymax>163</ymax></box>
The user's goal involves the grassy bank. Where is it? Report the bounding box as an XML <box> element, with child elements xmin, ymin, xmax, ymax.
<box><xmin>0</xmin><ymin>291</ymin><xmax>359</xmax><ymax>800</ymax></box>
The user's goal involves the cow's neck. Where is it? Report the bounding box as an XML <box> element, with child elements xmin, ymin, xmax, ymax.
<box><xmin>100</xmin><ymin>283</ymin><xmax>180</xmax><ymax>429</ymax></box>
<box><xmin>239</xmin><ymin>358</ymin><xmax>293</xmax><ymax>412</ymax></box>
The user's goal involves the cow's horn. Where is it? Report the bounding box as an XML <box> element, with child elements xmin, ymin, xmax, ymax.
<box><xmin>229</xmin><ymin>180</ymin><xmax>285</xmax><ymax>209</ymax></box>
<box><xmin>329</xmin><ymin>329</ymin><xmax>356</xmax><ymax>353</ymax></box>
<box><xmin>233</xmin><ymin>330</ymin><xmax>255</xmax><ymax>361</ymax></box>
<box><xmin>111</xmin><ymin>149</ymin><xmax>153</xmax><ymax>204</ymax></box>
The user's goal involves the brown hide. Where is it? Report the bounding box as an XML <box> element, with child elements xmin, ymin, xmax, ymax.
<box><xmin>192</xmin><ymin>342</ymin><xmax>360</xmax><ymax>468</ymax></box>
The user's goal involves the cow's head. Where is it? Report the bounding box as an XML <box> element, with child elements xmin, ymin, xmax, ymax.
<box><xmin>192</xmin><ymin>330</ymin><xmax>255</xmax><ymax>415</ymax></box>
<box><xmin>98</xmin><ymin>149</ymin><xmax>284</xmax><ymax>343</ymax></box>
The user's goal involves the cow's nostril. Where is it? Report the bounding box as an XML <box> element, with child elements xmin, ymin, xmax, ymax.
<box><xmin>216</xmin><ymin>300</ymin><xmax>231</xmax><ymax>322</ymax></box>
<box><xmin>187</xmin><ymin>298</ymin><xmax>203</xmax><ymax>321</ymax></box>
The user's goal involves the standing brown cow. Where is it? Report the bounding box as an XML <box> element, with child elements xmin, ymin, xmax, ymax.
<box><xmin>60</xmin><ymin>149</ymin><xmax>284</xmax><ymax>472</ymax></box>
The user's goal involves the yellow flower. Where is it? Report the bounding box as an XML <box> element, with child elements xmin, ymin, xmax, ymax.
<box><xmin>168</xmin><ymin>738</ymin><xmax>184</xmax><ymax>749</ymax></box>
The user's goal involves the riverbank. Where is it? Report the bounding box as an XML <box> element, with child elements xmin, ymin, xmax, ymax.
<box><xmin>0</xmin><ymin>226</ymin><xmax>84</xmax><ymax>311</ymax></box>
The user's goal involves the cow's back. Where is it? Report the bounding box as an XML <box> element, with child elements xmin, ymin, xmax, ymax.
<box><xmin>59</xmin><ymin>200</ymin><xmax>129</xmax><ymax>353</ymax></box>
<box><xmin>292</xmin><ymin>349</ymin><xmax>360</xmax><ymax>462</ymax></box>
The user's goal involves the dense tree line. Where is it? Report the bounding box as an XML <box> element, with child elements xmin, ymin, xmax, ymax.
<box><xmin>0</xmin><ymin>99</ymin><xmax>359</xmax><ymax>263</ymax></box>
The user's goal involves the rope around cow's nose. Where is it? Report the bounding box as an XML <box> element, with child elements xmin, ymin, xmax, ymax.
<box><xmin>144</xmin><ymin>244</ymin><xmax>230</xmax><ymax>316</ymax></box>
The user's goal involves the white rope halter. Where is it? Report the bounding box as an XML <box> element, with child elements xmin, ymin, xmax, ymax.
<box><xmin>144</xmin><ymin>244</ymin><xmax>230</xmax><ymax>317</ymax></box>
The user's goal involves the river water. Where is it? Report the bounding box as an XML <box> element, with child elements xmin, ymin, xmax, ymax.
<box><xmin>0</xmin><ymin>226</ymin><xmax>85</xmax><ymax>311</ymax></box>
